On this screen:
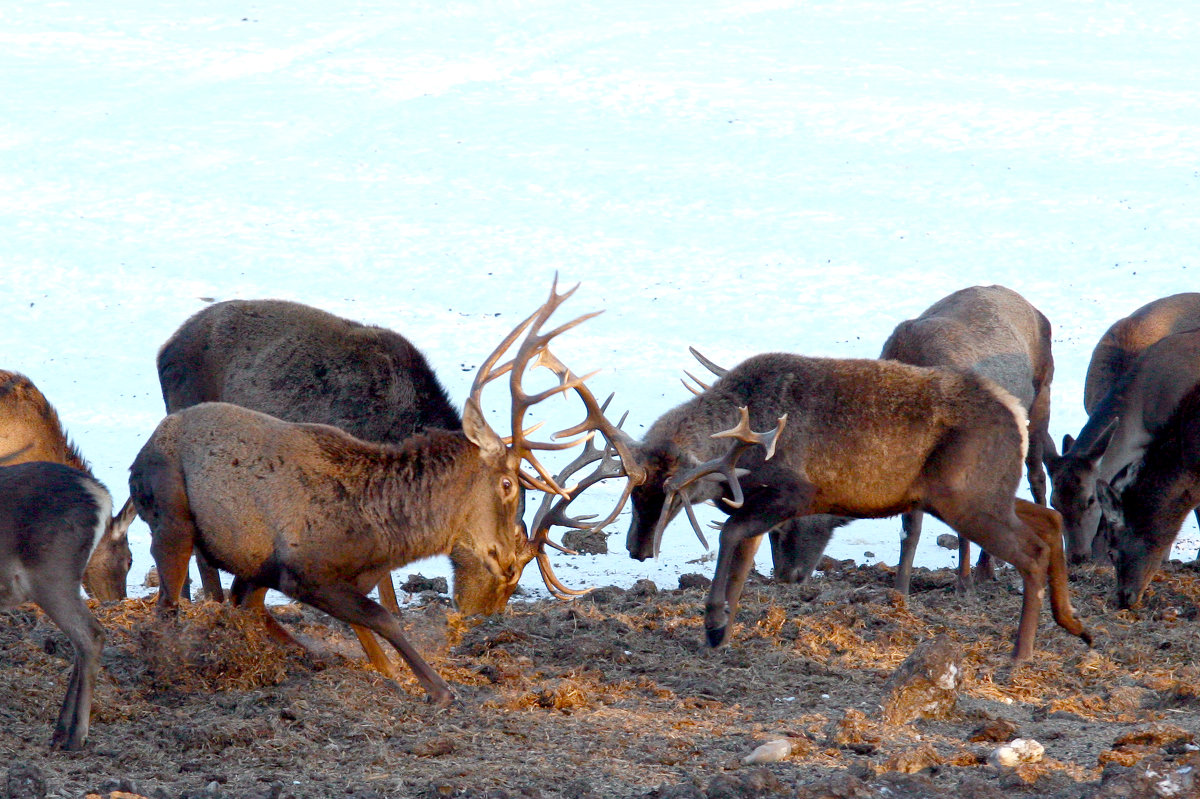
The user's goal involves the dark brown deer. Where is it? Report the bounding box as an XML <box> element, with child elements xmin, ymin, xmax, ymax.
<box><xmin>1</xmin><ymin>461</ymin><xmax>114</xmax><ymax>749</ymax></box>
<box><xmin>129</xmin><ymin>281</ymin><xmax>601</xmax><ymax>705</ymax></box>
<box><xmin>154</xmin><ymin>297</ymin><xmax>544</xmax><ymax>615</ymax></box>
<box><xmin>1095</xmin><ymin>379</ymin><xmax>1200</xmax><ymax>608</ymax></box>
<box><xmin>0</xmin><ymin>370</ymin><xmax>136</xmax><ymax>601</ymax></box>
<box><xmin>569</xmin><ymin>353</ymin><xmax>1091</xmax><ymax>660</ymax></box>
<box><xmin>1047</xmin><ymin>293</ymin><xmax>1200</xmax><ymax>562</ymax></box>
<box><xmin>879</xmin><ymin>285</ymin><xmax>1054</xmax><ymax>593</ymax></box>
<box><xmin>1048</xmin><ymin>320</ymin><xmax>1200</xmax><ymax>563</ymax></box>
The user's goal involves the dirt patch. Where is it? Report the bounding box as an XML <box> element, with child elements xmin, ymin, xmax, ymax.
<box><xmin>3</xmin><ymin>559</ymin><xmax>1199</xmax><ymax>798</ymax></box>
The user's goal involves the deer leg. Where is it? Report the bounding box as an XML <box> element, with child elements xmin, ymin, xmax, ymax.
<box><xmin>194</xmin><ymin>551</ymin><xmax>225</xmax><ymax>603</ymax></box>
<box><xmin>35</xmin><ymin>589</ymin><xmax>103</xmax><ymax>750</ymax></box>
<box><xmin>133</xmin><ymin>461</ymin><xmax>194</xmax><ymax>615</ymax></box>
<box><xmin>895</xmin><ymin>510</ymin><xmax>923</xmax><ymax>595</ymax></box>
<box><xmin>1014</xmin><ymin>499</ymin><xmax>1091</xmax><ymax>645</ymax></box>
<box><xmin>286</xmin><ymin>579</ymin><xmax>453</xmax><ymax>706</ymax></box>
<box><xmin>705</xmin><ymin>473</ymin><xmax>816</xmax><ymax>648</ymax></box>
<box><xmin>956</xmin><ymin>536</ymin><xmax>975</xmax><ymax>593</ymax></box>
<box><xmin>376</xmin><ymin>574</ymin><xmax>401</xmax><ymax>615</ymax></box>
<box><xmin>974</xmin><ymin>548</ymin><xmax>995</xmax><ymax>584</ymax></box>
<box><xmin>237</xmin><ymin>582</ymin><xmax>402</xmax><ymax>678</ymax></box>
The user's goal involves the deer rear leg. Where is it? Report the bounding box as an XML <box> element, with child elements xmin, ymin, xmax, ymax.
<box><xmin>195</xmin><ymin>551</ymin><xmax>225</xmax><ymax>603</ymax></box>
<box><xmin>285</xmin><ymin>578</ymin><xmax>453</xmax><ymax>706</ymax></box>
<box><xmin>132</xmin><ymin>463</ymin><xmax>196</xmax><ymax>616</ymax></box>
<box><xmin>35</xmin><ymin>589</ymin><xmax>104</xmax><ymax>750</ymax></box>
<box><xmin>1014</xmin><ymin>499</ymin><xmax>1091</xmax><ymax>646</ymax></box>
<box><xmin>895</xmin><ymin>510</ymin><xmax>923</xmax><ymax>595</ymax></box>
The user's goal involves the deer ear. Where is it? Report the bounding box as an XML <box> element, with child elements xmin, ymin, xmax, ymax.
<box><xmin>462</xmin><ymin>398</ymin><xmax>507</xmax><ymax>465</ymax></box>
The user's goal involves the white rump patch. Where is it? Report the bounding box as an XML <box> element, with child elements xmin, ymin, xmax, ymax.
<box><xmin>81</xmin><ymin>478</ymin><xmax>114</xmax><ymax>558</ymax></box>
<box><xmin>979</xmin><ymin>378</ymin><xmax>1029</xmax><ymax>462</ymax></box>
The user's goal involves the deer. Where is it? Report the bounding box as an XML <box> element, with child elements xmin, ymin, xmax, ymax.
<box><xmin>0</xmin><ymin>370</ymin><xmax>136</xmax><ymax>601</ymax></box>
<box><xmin>1046</xmin><ymin>293</ymin><xmax>1200</xmax><ymax>563</ymax></box>
<box><xmin>153</xmin><ymin>297</ymin><xmax>574</xmax><ymax>616</ymax></box>
<box><xmin>1094</xmin><ymin>379</ymin><xmax>1200</xmax><ymax>609</ymax></box>
<box><xmin>1</xmin><ymin>461</ymin><xmax>114</xmax><ymax>749</ymax></box>
<box><xmin>561</xmin><ymin>352</ymin><xmax>1092</xmax><ymax>660</ymax></box>
<box><xmin>878</xmin><ymin>285</ymin><xmax>1055</xmax><ymax>593</ymax></box>
<box><xmin>128</xmin><ymin>280</ymin><xmax>602</xmax><ymax>705</ymax></box>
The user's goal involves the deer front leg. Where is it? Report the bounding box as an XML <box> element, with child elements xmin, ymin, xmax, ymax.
<box><xmin>704</xmin><ymin>472</ymin><xmax>815</xmax><ymax>648</ymax></box>
<box><xmin>287</xmin><ymin>578</ymin><xmax>454</xmax><ymax>706</ymax></box>
<box><xmin>705</xmin><ymin>528</ymin><xmax>763</xmax><ymax>647</ymax></box>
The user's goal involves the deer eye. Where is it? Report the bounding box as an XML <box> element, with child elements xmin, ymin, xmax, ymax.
<box><xmin>500</xmin><ymin>477</ymin><xmax>515</xmax><ymax>496</ymax></box>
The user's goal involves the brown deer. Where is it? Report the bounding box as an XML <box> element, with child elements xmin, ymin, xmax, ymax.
<box><xmin>0</xmin><ymin>370</ymin><xmax>136</xmax><ymax>601</ymax></box>
<box><xmin>879</xmin><ymin>285</ymin><xmax>1055</xmax><ymax>593</ymax></box>
<box><xmin>129</xmin><ymin>280</ymin><xmax>600</xmax><ymax>705</ymax></box>
<box><xmin>1047</xmin><ymin>293</ymin><xmax>1200</xmax><ymax>562</ymax></box>
<box><xmin>154</xmin><ymin>297</ymin><xmax>564</xmax><ymax>615</ymax></box>
<box><xmin>566</xmin><ymin>353</ymin><xmax>1091</xmax><ymax>660</ymax></box>
<box><xmin>1094</xmin><ymin>379</ymin><xmax>1200</xmax><ymax>609</ymax></box>
<box><xmin>1048</xmin><ymin>319</ymin><xmax>1200</xmax><ymax>563</ymax></box>
<box><xmin>1</xmin><ymin>461</ymin><xmax>114</xmax><ymax>749</ymax></box>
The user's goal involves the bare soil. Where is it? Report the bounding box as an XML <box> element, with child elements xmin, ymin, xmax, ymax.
<box><xmin>3</xmin><ymin>558</ymin><xmax>1199</xmax><ymax>799</ymax></box>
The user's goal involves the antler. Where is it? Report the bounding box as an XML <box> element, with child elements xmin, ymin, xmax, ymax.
<box><xmin>648</xmin><ymin>407</ymin><xmax>787</xmax><ymax>557</ymax></box>
<box><xmin>523</xmin><ymin>420</ymin><xmax>629</xmax><ymax>599</ymax></box>
<box><xmin>462</xmin><ymin>275</ymin><xmax>602</xmax><ymax>496</ymax></box>
<box><xmin>681</xmin><ymin>347</ymin><xmax>729</xmax><ymax>396</ymax></box>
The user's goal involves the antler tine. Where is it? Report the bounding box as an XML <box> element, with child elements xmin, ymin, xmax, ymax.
<box><xmin>681</xmin><ymin>370</ymin><xmax>710</xmax><ymax>396</ymax></box>
<box><xmin>501</xmin><ymin>278</ymin><xmax>609</xmax><ymax>497</ymax></box>
<box><xmin>689</xmin><ymin>346</ymin><xmax>728</xmax><ymax>378</ymax></box>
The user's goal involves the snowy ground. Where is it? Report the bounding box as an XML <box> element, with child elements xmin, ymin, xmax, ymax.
<box><xmin>1</xmin><ymin>0</ymin><xmax>1197</xmax><ymax>601</ymax></box>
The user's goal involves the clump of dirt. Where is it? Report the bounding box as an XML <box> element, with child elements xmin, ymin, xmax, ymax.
<box><xmin>3</xmin><ymin>558</ymin><xmax>1200</xmax><ymax>798</ymax></box>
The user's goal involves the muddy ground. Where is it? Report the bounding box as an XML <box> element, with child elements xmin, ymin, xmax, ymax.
<box><xmin>2</xmin><ymin>557</ymin><xmax>1199</xmax><ymax>799</ymax></box>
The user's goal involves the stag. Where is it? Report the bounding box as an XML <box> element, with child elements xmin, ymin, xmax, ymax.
<box><xmin>879</xmin><ymin>285</ymin><xmax>1054</xmax><ymax>593</ymax></box>
<box><xmin>0</xmin><ymin>461</ymin><xmax>113</xmax><ymax>749</ymax></box>
<box><xmin>1047</xmin><ymin>293</ymin><xmax>1200</xmax><ymax>562</ymax></box>
<box><xmin>129</xmin><ymin>281</ymin><xmax>600</xmax><ymax>705</ymax></box>
<box><xmin>154</xmin><ymin>297</ymin><xmax>572</xmax><ymax>615</ymax></box>
<box><xmin>0</xmin><ymin>370</ymin><xmax>136</xmax><ymax>601</ymax></box>
<box><xmin>681</xmin><ymin>349</ymin><xmax>849</xmax><ymax>585</ymax></box>
<box><xmin>570</xmin><ymin>353</ymin><xmax>1090</xmax><ymax>660</ymax></box>
<box><xmin>1095</xmin><ymin>378</ymin><xmax>1200</xmax><ymax>609</ymax></box>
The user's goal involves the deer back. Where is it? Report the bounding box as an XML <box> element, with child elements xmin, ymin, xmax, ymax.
<box><xmin>157</xmin><ymin>299</ymin><xmax>461</xmax><ymax>441</ymax></box>
<box><xmin>880</xmin><ymin>285</ymin><xmax>1052</xmax><ymax>410</ymax></box>
<box><xmin>1083</xmin><ymin>292</ymin><xmax>1200</xmax><ymax>414</ymax></box>
<box><xmin>0</xmin><ymin>371</ymin><xmax>90</xmax><ymax>472</ymax></box>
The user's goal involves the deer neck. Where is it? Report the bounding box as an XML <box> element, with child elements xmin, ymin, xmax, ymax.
<box><xmin>359</xmin><ymin>431</ymin><xmax>478</xmax><ymax>561</ymax></box>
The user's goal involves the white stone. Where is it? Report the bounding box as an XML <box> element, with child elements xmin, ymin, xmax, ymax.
<box><xmin>742</xmin><ymin>739</ymin><xmax>793</xmax><ymax>765</ymax></box>
<box><xmin>988</xmin><ymin>738</ymin><xmax>1044</xmax><ymax>768</ymax></box>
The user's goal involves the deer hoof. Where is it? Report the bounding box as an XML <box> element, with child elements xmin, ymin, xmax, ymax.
<box><xmin>426</xmin><ymin>689</ymin><xmax>455</xmax><ymax>708</ymax></box>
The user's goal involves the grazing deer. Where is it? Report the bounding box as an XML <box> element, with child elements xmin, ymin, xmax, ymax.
<box><xmin>129</xmin><ymin>280</ymin><xmax>600</xmax><ymax>705</ymax></box>
<box><xmin>567</xmin><ymin>353</ymin><xmax>1091</xmax><ymax>660</ymax></box>
<box><xmin>0</xmin><ymin>461</ymin><xmax>113</xmax><ymax>749</ymax></box>
<box><xmin>1047</xmin><ymin>317</ymin><xmax>1200</xmax><ymax>563</ymax></box>
<box><xmin>1095</xmin><ymin>379</ymin><xmax>1200</xmax><ymax>609</ymax></box>
<box><xmin>879</xmin><ymin>285</ymin><xmax>1055</xmax><ymax>593</ymax></box>
<box><xmin>0</xmin><ymin>371</ymin><xmax>136</xmax><ymax>601</ymax></box>
<box><xmin>154</xmin><ymin>297</ymin><xmax>552</xmax><ymax>615</ymax></box>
